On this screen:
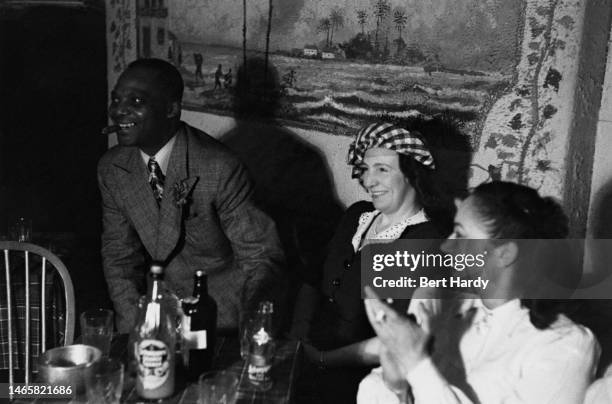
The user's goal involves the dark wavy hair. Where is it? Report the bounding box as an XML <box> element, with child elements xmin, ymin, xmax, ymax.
<box><xmin>387</xmin><ymin>115</ymin><xmax>472</xmax><ymax>235</ymax></box>
<box><xmin>470</xmin><ymin>181</ymin><xmax>575</xmax><ymax>329</ymax></box>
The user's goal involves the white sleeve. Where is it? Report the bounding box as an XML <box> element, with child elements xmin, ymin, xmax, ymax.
<box><xmin>406</xmin><ymin>358</ymin><xmax>474</xmax><ymax>404</ymax></box>
<box><xmin>357</xmin><ymin>367</ymin><xmax>402</xmax><ymax>404</ymax></box>
<box><xmin>585</xmin><ymin>366</ymin><xmax>612</xmax><ymax>404</ymax></box>
<box><xmin>471</xmin><ymin>325</ymin><xmax>599</xmax><ymax>404</ymax></box>
<box><xmin>406</xmin><ymin>325</ymin><xmax>599</xmax><ymax>404</ymax></box>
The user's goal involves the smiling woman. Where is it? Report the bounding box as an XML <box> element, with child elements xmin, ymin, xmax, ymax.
<box><xmin>291</xmin><ymin>119</ymin><xmax>471</xmax><ymax>403</ymax></box>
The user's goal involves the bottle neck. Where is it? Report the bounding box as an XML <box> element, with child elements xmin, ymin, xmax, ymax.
<box><xmin>254</xmin><ymin>309</ymin><xmax>272</xmax><ymax>331</ymax></box>
<box><xmin>149</xmin><ymin>273</ymin><xmax>164</xmax><ymax>302</ymax></box>
<box><xmin>253</xmin><ymin>301</ymin><xmax>273</xmax><ymax>333</ymax></box>
<box><xmin>193</xmin><ymin>273</ymin><xmax>208</xmax><ymax>300</ymax></box>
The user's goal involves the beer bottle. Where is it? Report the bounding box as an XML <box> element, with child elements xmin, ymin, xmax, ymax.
<box><xmin>181</xmin><ymin>270</ymin><xmax>217</xmax><ymax>381</ymax></box>
<box><xmin>133</xmin><ymin>262</ymin><xmax>176</xmax><ymax>399</ymax></box>
<box><xmin>247</xmin><ymin>301</ymin><xmax>275</xmax><ymax>390</ymax></box>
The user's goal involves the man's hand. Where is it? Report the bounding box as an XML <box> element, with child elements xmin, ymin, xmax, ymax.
<box><xmin>364</xmin><ymin>286</ymin><xmax>430</xmax><ymax>376</ymax></box>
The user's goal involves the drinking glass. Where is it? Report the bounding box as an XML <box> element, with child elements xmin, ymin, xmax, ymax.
<box><xmin>80</xmin><ymin>309</ymin><xmax>114</xmax><ymax>356</ymax></box>
<box><xmin>85</xmin><ymin>357</ymin><xmax>124</xmax><ymax>404</ymax></box>
<box><xmin>198</xmin><ymin>371</ymin><xmax>239</xmax><ymax>404</ymax></box>
<box><xmin>10</xmin><ymin>217</ymin><xmax>31</xmax><ymax>242</ymax></box>
<box><xmin>239</xmin><ymin>315</ymin><xmax>254</xmax><ymax>360</ymax></box>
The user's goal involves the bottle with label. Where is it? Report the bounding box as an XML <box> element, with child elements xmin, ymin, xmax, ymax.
<box><xmin>133</xmin><ymin>262</ymin><xmax>176</xmax><ymax>399</ymax></box>
<box><xmin>247</xmin><ymin>301</ymin><xmax>275</xmax><ymax>391</ymax></box>
<box><xmin>181</xmin><ymin>270</ymin><xmax>217</xmax><ymax>381</ymax></box>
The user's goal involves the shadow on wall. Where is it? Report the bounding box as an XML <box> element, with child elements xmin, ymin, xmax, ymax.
<box><xmin>219</xmin><ymin>57</ymin><xmax>344</xmax><ymax>327</ymax></box>
<box><xmin>576</xmin><ymin>180</ymin><xmax>612</xmax><ymax>375</ymax></box>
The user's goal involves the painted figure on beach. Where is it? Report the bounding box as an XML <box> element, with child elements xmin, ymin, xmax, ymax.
<box><xmin>214</xmin><ymin>64</ymin><xmax>224</xmax><ymax>90</ymax></box>
<box><xmin>193</xmin><ymin>53</ymin><xmax>203</xmax><ymax>82</ymax></box>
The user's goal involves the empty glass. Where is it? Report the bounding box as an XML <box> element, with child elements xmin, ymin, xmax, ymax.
<box><xmin>80</xmin><ymin>309</ymin><xmax>114</xmax><ymax>356</ymax></box>
<box><xmin>198</xmin><ymin>371</ymin><xmax>239</xmax><ymax>404</ymax></box>
<box><xmin>239</xmin><ymin>315</ymin><xmax>254</xmax><ymax>360</ymax></box>
<box><xmin>10</xmin><ymin>217</ymin><xmax>31</xmax><ymax>242</ymax></box>
<box><xmin>85</xmin><ymin>357</ymin><xmax>124</xmax><ymax>404</ymax></box>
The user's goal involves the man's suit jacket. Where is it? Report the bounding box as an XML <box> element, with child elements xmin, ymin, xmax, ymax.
<box><xmin>97</xmin><ymin>123</ymin><xmax>285</xmax><ymax>333</ymax></box>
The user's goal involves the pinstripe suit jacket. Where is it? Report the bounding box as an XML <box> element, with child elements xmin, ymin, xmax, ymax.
<box><xmin>97</xmin><ymin>123</ymin><xmax>285</xmax><ymax>333</ymax></box>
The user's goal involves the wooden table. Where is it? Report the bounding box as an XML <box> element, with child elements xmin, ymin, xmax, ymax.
<box><xmin>13</xmin><ymin>334</ymin><xmax>302</xmax><ymax>404</ymax></box>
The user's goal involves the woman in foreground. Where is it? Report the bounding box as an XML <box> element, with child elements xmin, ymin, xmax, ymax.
<box><xmin>358</xmin><ymin>181</ymin><xmax>600</xmax><ymax>404</ymax></box>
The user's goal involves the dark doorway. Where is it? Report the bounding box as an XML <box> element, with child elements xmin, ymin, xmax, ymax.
<box><xmin>0</xmin><ymin>3</ymin><xmax>107</xmax><ymax>235</ymax></box>
<box><xmin>143</xmin><ymin>26</ymin><xmax>151</xmax><ymax>57</ymax></box>
<box><xmin>0</xmin><ymin>4</ymin><xmax>109</xmax><ymax>312</ymax></box>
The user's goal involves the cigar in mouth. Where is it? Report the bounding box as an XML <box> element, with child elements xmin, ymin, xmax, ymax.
<box><xmin>101</xmin><ymin>125</ymin><xmax>120</xmax><ymax>135</ymax></box>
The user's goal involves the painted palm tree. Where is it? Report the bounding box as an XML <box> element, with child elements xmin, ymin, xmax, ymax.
<box><xmin>242</xmin><ymin>0</ymin><xmax>247</xmax><ymax>76</ymax></box>
<box><xmin>356</xmin><ymin>9</ymin><xmax>368</xmax><ymax>35</ymax></box>
<box><xmin>393</xmin><ymin>8</ymin><xmax>408</xmax><ymax>54</ymax></box>
<box><xmin>264</xmin><ymin>0</ymin><xmax>273</xmax><ymax>84</ymax></box>
<box><xmin>329</xmin><ymin>8</ymin><xmax>344</xmax><ymax>46</ymax></box>
<box><xmin>373</xmin><ymin>0</ymin><xmax>390</xmax><ymax>50</ymax></box>
<box><xmin>318</xmin><ymin>18</ymin><xmax>331</xmax><ymax>47</ymax></box>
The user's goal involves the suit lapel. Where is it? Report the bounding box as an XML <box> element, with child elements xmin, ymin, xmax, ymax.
<box><xmin>113</xmin><ymin>149</ymin><xmax>160</xmax><ymax>255</ymax></box>
<box><xmin>156</xmin><ymin>126</ymin><xmax>199</xmax><ymax>261</ymax></box>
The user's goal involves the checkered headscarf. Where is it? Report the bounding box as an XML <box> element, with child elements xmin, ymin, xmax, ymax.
<box><xmin>347</xmin><ymin>122</ymin><xmax>435</xmax><ymax>178</ymax></box>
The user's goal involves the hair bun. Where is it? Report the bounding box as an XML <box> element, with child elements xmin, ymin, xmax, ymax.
<box><xmin>536</xmin><ymin>197</ymin><xmax>569</xmax><ymax>238</ymax></box>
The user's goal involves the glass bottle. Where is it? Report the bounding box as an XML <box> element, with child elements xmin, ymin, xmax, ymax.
<box><xmin>181</xmin><ymin>270</ymin><xmax>217</xmax><ymax>382</ymax></box>
<box><xmin>247</xmin><ymin>301</ymin><xmax>275</xmax><ymax>390</ymax></box>
<box><xmin>133</xmin><ymin>262</ymin><xmax>176</xmax><ymax>399</ymax></box>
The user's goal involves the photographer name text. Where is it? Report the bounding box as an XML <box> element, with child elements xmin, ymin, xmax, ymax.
<box><xmin>372</xmin><ymin>276</ymin><xmax>490</xmax><ymax>290</ymax></box>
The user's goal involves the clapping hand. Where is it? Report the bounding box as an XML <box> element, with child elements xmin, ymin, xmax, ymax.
<box><xmin>364</xmin><ymin>286</ymin><xmax>431</xmax><ymax>376</ymax></box>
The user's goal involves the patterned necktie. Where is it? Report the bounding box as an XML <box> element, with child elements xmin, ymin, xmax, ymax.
<box><xmin>147</xmin><ymin>157</ymin><xmax>165</xmax><ymax>204</ymax></box>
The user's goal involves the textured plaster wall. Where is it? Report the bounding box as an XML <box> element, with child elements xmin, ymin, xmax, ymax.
<box><xmin>468</xmin><ymin>0</ymin><xmax>610</xmax><ymax>236</ymax></box>
<box><xmin>106</xmin><ymin>0</ymin><xmax>137</xmax><ymax>148</ymax></box>
<box><xmin>473</xmin><ymin>0</ymin><xmax>585</xmax><ymax>196</ymax></box>
<box><xmin>568</xmin><ymin>0</ymin><xmax>611</xmax><ymax>236</ymax></box>
<box><xmin>106</xmin><ymin>0</ymin><xmax>137</xmax><ymax>93</ymax></box>
<box><xmin>587</xmin><ymin>20</ymin><xmax>612</xmax><ymax>238</ymax></box>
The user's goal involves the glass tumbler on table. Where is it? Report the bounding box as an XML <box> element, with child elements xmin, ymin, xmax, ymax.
<box><xmin>85</xmin><ymin>357</ymin><xmax>124</xmax><ymax>404</ymax></box>
<box><xmin>199</xmin><ymin>371</ymin><xmax>239</xmax><ymax>404</ymax></box>
<box><xmin>80</xmin><ymin>308</ymin><xmax>114</xmax><ymax>356</ymax></box>
<box><xmin>10</xmin><ymin>217</ymin><xmax>31</xmax><ymax>242</ymax></box>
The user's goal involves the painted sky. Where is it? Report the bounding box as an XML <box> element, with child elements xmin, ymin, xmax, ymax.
<box><xmin>169</xmin><ymin>0</ymin><xmax>523</xmax><ymax>73</ymax></box>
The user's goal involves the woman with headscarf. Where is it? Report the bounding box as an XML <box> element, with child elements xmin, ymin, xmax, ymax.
<box><xmin>358</xmin><ymin>181</ymin><xmax>600</xmax><ymax>404</ymax></box>
<box><xmin>291</xmin><ymin>119</ymin><xmax>470</xmax><ymax>402</ymax></box>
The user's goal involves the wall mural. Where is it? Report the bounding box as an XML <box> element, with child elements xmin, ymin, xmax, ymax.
<box><xmin>136</xmin><ymin>0</ymin><xmax>522</xmax><ymax>140</ymax></box>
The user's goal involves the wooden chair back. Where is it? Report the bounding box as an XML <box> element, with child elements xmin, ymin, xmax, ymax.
<box><xmin>0</xmin><ymin>241</ymin><xmax>75</xmax><ymax>384</ymax></box>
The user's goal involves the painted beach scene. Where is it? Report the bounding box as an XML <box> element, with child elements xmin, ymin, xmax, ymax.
<box><xmin>156</xmin><ymin>0</ymin><xmax>522</xmax><ymax>136</ymax></box>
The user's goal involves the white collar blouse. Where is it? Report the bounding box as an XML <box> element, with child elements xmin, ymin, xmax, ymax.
<box><xmin>357</xmin><ymin>294</ymin><xmax>600</xmax><ymax>404</ymax></box>
<box><xmin>351</xmin><ymin>209</ymin><xmax>428</xmax><ymax>252</ymax></box>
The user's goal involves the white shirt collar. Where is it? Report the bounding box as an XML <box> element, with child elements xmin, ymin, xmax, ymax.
<box><xmin>352</xmin><ymin>208</ymin><xmax>428</xmax><ymax>251</ymax></box>
<box><xmin>140</xmin><ymin>135</ymin><xmax>177</xmax><ymax>175</ymax></box>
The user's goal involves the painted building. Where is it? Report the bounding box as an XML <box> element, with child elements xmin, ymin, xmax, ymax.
<box><xmin>321</xmin><ymin>50</ymin><xmax>335</xmax><ymax>59</ymax></box>
<box><xmin>303</xmin><ymin>46</ymin><xmax>318</xmax><ymax>58</ymax></box>
<box><xmin>136</xmin><ymin>0</ymin><xmax>169</xmax><ymax>59</ymax></box>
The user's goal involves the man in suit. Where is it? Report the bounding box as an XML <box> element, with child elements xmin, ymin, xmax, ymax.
<box><xmin>97</xmin><ymin>58</ymin><xmax>285</xmax><ymax>333</ymax></box>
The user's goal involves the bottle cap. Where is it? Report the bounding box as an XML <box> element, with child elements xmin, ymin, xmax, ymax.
<box><xmin>258</xmin><ymin>301</ymin><xmax>274</xmax><ymax>314</ymax></box>
<box><xmin>151</xmin><ymin>263</ymin><xmax>164</xmax><ymax>275</ymax></box>
<box><xmin>195</xmin><ymin>269</ymin><xmax>205</xmax><ymax>277</ymax></box>
<box><xmin>150</xmin><ymin>263</ymin><xmax>164</xmax><ymax>275</ymax></box>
